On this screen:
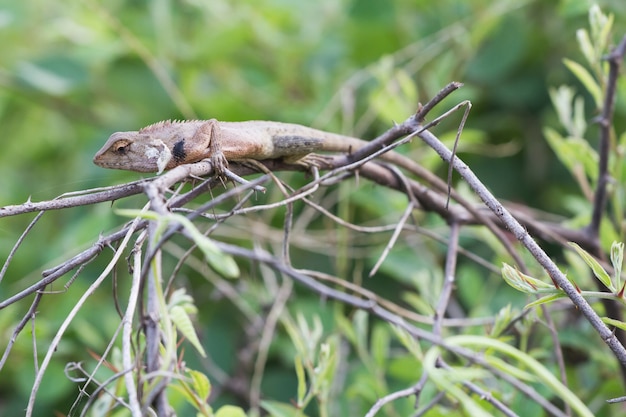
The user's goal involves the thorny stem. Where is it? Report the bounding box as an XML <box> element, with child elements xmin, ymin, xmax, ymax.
<box><xmin>414</xmin><ymin>120</ymin><xmax>626</xmax><ymax>366</ymax></box>
<box><xmin>586</xmin><ymin>34</ymin><xmax>626</xmax><ymax>384</ymax></box>
<box><xmin>588</xmin><ymin>34</ymin><xmax>626</xmax><ymax>237</ymax></box>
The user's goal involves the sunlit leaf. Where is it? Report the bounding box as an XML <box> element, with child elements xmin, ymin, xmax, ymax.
<box><xmin>171</xmin><ymin>214</ymin><xmax>240</xmax><ymax>278</ymax></box>
<box><xmin>188</xmin><ymin>369</ymin><xmax>211</xmax><ymax>401</ymax></box>
<box><xmin>602</xmin><ymin>317</ymin><xmax>626</xmax><ymax>332</ymax></box>
<box><xmin>116</xmin><ymin>209</ymin><xmax>240</xmax><ymax>278</ymax></box>
<box><xmin>589</xmin><ymin>4</ymin><xmax>612</xmax><ymax>54</ymax></box>
<box><xmin>486</xmin><ymin>355</ymin><xmax>537</xmax><ymax>382</ymax></box>
<box><xmin>611</xmin><ymin>241</ymin><xmax>624</xmax><ymax>290</ymax></box>
<box><xmin>525</xmin><ymin>293</ymin><xmax>568</xmax><ymax>309</ymax></box>
<box><xmin>569</xmin><ymin>242</ymin><xmax>615</xmax><ymax>292</ymax></box>
<box><xmin>314</xmin><ymin>339</ymin><xmax>338</xmax><ymax>391</ymax></box>
<box><xmin>423</xmin><ymin>347</ymin><xmax>492</xmax><ymax>417</ymax></box>
<box><xmin>501</xmin><ymin>263</ymin><xmax>555</xmax><ymax>294</ymax></box>
<box><xmin>170</xmin><ymin>305</ymin><xmax>206</xmax><ymax>357</ymax></box>
<box><xmin>261</xmin><ymin>400</ymin><xmax>309</xmax><ymax>417</ymax></box>
<box><xmin>391</xmin><ymin>325</ymin><xmax>423</xmax><ymax>359</ymax></box>
<box><xmin>563</xmin><ymin>58</ymin><xmax>602</xmax><ymax>109</ymax></box>
<box><xmin>294</xmin><ymin>355</ymin><xmax>306</xmax><ymax>406</ymax></box>
<box><xmin>371</xmin><ymin>324</ymin><xmax>389</xmax><ymax>368</ymax></box>
<box><xmin>549</xmin><ymin>86</ymin><xmax>575</xmax><ymax>134</ymax></box>
<box><xmin>215</xmin><ymin>405</ymin><xmax>247</xmax><ymax>417</ymax></box>
<box><xmin>572</xmin><ymin>95</ymin><xmax>587</xmax><ymax>138</ymax></box>
<box><xmin>543</xmin><ymin>127</ymin><xmax>598</xmax><ymax>182</ymax></box>
<box><xmin>576</xmin><ymin>29</ymin><xmax>595</xmax><ymax>67</ymax></box>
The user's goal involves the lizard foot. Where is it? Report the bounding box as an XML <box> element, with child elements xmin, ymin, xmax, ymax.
<box><xmin>290</xmin><ymin>154</ymin><xmax>334</xmax><ymax>171</ymax></box>
<box><xmin>210</xmin><ymin>151</ymin><xmax>229</xmax><ymax>176</ymax></box>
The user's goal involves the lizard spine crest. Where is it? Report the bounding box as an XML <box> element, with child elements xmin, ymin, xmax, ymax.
<box><xmin>139</xmin><ymin>119</ymin><xmax>201</xmax><ymax>134</ymax></box>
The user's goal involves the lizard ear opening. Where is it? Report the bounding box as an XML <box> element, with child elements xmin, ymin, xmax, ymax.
<box><xmin>112</xmin><ymin>139</ymin><xmax>131</xmax><ymax>155</ymax></box>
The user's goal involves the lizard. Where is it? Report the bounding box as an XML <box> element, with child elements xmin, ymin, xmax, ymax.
<box><xmin>92</xmin><ymin>118</ymin><xmax>510</xmax><ymax>234</ymax></box>
<box><xmin>92</xmin><ymin>118</ymin><xmax>421</xmax><ymax>177</ymax></box>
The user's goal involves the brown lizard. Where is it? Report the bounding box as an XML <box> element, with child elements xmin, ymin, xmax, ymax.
<box><xmin>93</xmin><ymin>119</ymin><xmax>417</xmax><ymax>175</ymax></box>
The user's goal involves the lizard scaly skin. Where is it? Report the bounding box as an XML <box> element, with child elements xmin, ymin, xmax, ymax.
<box><xmin>93</xmin><ymin>119</ymin><xmax>413</xmax><ymax>175</ymax></box>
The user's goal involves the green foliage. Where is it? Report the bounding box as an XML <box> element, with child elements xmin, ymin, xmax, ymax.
<box><xmin>116</xmin><ymin>208</ymin><xmax>240</xmax><ymax>278</ymax></box>
<box><xmin>2</xmin><ymin>1</ymin><xmax>626</xmax><ymax>416</ymax></box>
<box><xmin>502</xmin><ymin>240</ymin><xmax>626</xmax><ymax>313</ymax></box>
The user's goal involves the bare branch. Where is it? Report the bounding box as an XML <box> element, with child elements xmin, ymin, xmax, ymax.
<box><xmin>589</xmin><ymin>34</ymin><xmax>626</xmax><ymax>238</ymax></box>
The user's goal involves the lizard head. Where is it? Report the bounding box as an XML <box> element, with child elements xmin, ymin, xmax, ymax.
<box><xmin>93</xmin><ymin>131</ymin><xmax>173</xmax><ymax>173</ymax></box>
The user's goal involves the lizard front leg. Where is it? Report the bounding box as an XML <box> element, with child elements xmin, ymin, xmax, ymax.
<box><xmin>190</xmin><ymin>119</ymin><xmax>229</xmax><ymax>175</ymax></box>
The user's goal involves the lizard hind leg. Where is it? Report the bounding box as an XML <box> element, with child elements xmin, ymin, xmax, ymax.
<box><xmin>192</xmin><ymin>118</ymin><xmax>230</xmax><ymax>176</ymax></box>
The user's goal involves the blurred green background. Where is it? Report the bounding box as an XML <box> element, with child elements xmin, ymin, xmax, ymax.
<box><xmin>1</xmin><ymin>0</ymin><xmax>626</xmax><ymax>415</ymax></box>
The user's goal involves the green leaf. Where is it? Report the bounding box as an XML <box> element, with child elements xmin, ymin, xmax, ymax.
<box><xmin>390</xmin><ymin>325</ymin><xmax>423</xmax><ymax>359</ymax></box>
<box><xmin>576</xmin><ymin>29</ymin><xmax>595</xmax><ymax>67</ymax></box>
<box><xmin>490</xmin><ymin>304</ymin><xmax>514</xmax><ymax>337</ymax></box>
<box><xmin>568</xmin><ymin>242</ymin><xmax>615</xmax><ymax>292</ymax></box>
<box><xmin>572</xmin><ymin>95</ymin><xmax>587</xmax><ymax>139</ymax></box>
<box><xmin>446</xmin><ymin>335</ymin><xmax>595</xmax><ymax>417</ymax></box>
<box><xmin>188</xmin><ymin>369</ymin><xmax>211</xmax><ymax>401</ymax></box>
<box><xmin>294</xmin><ymin>355</ymin><xmax>306</xmax><ymax>406</ymax></box>
<box><xmin>525</xmin><ymin>293</ymin><xmax>568</xmax><ymax>309</ymax></box>
<box><xmin>171</xmin><ymin>214</ymin><xmax>240</xmax><ymax>279</ymax></box>
<box><xmin>371</xmin><ymin>324</ymin><xmax>390</xmax><ymax>368</ymax></box>
<box><xmin>602</xmin><ymin>317</ymin><xmax>626</xmax><ymax>332</ymax></box>
<box><xmin>563</xmin><ymin>58</ymin><xmax>602</xmax><ymax>109</ymax></box>
<box><xmin>589</xmin><ymin>4</ymin><xmax>612</xmax><ymax>54</ymax></box>
<box><xmin>486</xmin><ymin>354</ymin><xmax>536</xmax><ymax>382</ymax></box>
<box><xmin>370</xmin><ymin>57</ymin><xmax>417</xmax><ymax>121</ymax></box>
<box><xmin>501</xmin><ymin>263</ymin><xmax>555</xmax><ymax>294</ymax></box>
<box><xmin>261</xmin><ymin>400</ymin><xmax>309</xmax><ymax>417</ymax></box>
<box><xmin>115</xmin><ymin>209</ymin><xmax>240</xmax><ymax>278</ymax></box>
<box><xmin>314</xmin><ymin>339</ymin><xmax>338</xmax><ymax>391</ymax></box>
<box><xmin>215</xmin><ymin>405</ymin><xmax>247</xmax><ymax>417</ymax></box>
<box><xmin>353</xmin><ymin>310</ymin><xmax>369</xmax><ymax>356</ymax></box>
<box><xmin>423</xmin><ymin>347</ymin><xmax>492</xmax><ymax>417</ymax></box>
<box><xmin>168</xmin><ymin>287</ymin><xmax>198</xmax><ymax>314</ymax></box>
<box><xmin>543</xmin><ymin>127</ymin><xmax>598</xmax><ymax>182</ymax></box>
<box><xmin>170</xmin><ymin>305</ymin><xmax>206</xmax><ymax>357</ymax></box>
<box><xmin>549</xmin><ymin>86</ymin><xmax>576</xmax><ymax>136</ymax></box>
<box><xmin>611</xmin><ymin>241</ymin><xmax>624</xmax><ymax>290</ymax></box>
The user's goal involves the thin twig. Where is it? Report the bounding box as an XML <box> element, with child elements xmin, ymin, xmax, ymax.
<box><xmin>0</xmin><ymin>292</ymin><xmax>42</xmax><ymax>372</ymax></box>
<box><xmin>411</xmin><ymin>222</ymin><xmax>461</xmax><ymax>411</ymax></box>
<box><xmin>71</xmin><ymin>320</ymin><xmax>127</xmax><ymax>415</ymax></box>
<box><xmin>122</xmin><ymin>237</ymin><xmax>146</xmax><ymax>416</ymax></box>
<box><xmin>0</xmin><ymin>226</ymin><xmax>136</xmax><ymax>309</ymax></box>
<box><xmin>25</xmin><ymin>215</ymin><xmax>143</xmax><ymax>416</ymax></box>
<box><xmin>77</xmin><ymin>368</ymin><xmax>134</xmax><ymax>417</ymax></box>
<box><xmin>433</xmin><ymin>222</ymin><xmax>460</xmax><ymax>335</ymax></box>
<box><xmin>369</xmin><ymin>201</ymin><xmax>415</xmax><ymax>277</ymax></box>
<box><xmin>364</xmin><ymin>385</ymin><xmax>419</xmax><ymax>417</ymax></box>
<box><xmin>0</xmin><ymin>211</ymin><xmax>45</xmax><ymax>283</ymax></box>
<box><xmin>249</xmin><ymin>278</ymin><xmax>293</xmax><ymax>414</ymax></box>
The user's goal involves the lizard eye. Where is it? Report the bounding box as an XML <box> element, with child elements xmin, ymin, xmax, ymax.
<box><xmin>113</xmin><ymin>139</ymin><xmax>131</xmax><ymax>155</ymax></box>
